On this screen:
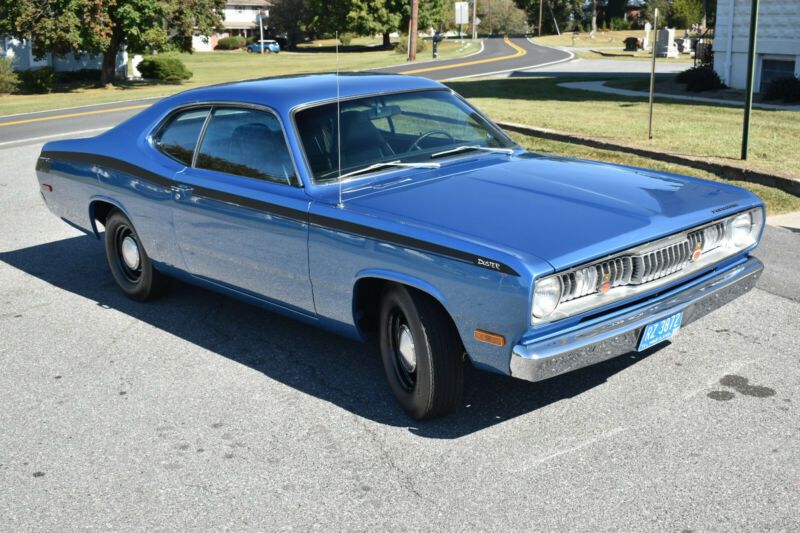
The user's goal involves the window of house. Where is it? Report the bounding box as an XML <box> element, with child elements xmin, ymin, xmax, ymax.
<box><xmin>760</xmin><ymin>57</ymin><xmax>797</xmax><ymax>92</ymax></box>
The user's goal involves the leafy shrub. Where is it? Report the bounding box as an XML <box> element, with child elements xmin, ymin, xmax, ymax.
<box><xmin>215</xmin><ymin>36</ymin><xmax>246</xmax><ymax>50</ymax></box>
<box><xmin>19</xmin><ymin>67</ymin><xmax>55</xmax><ymax>94</ymax></box>
<box><xmin>55</xmin><ymin>69</ymin><xmax>101</xmax><ymax>84</ymax></box>
<box><xmin>763</xmin><ymin>77</ymin><xmax>800</xmax><ymax>103</ymax></box>
<box><xmin>395</xmin><ymin>35</ymin><xmax>427</xmax><ymax>55</ymax></box>
<box><xmin>138</xmin><ymin>56</ymin><xmax>192</xmax><ymax>83</ymax></box>
<box><xmin>608</xmin><ymin>17</ymin><xmax>632</xmax><ymax>31</ymax></box>
<box><xmin>676</xmin><ymin>65</ymin><xmax>725</xmax><ymax>92</ymax></box>
<box><xmin>0</xmin><ymin>56</ymin><xmax>19</xmax><ymax>93</ymax></box>
<box><xmin>141</xmin><ymin>27</ymin><xmax>169</xmax><ymax>54</ymax></box>
<box><xmin>339</xmin><ymin>33</ymin><xmax>354</xmax><ymax>46</ymax></box>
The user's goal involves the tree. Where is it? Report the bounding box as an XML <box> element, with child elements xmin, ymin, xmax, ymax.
<box><xmin>644</xmin><ymin>0</ymin><xmax>672</xmax><ymax>25</ymax></box>
<box><xmin>346</xmin><ymin>0</ymin><xmax>405</xmax><ymax>47</ymax></box>
<box><xmin>306</xmin><ymin>0</ymin><xmax>349</xmax><ymax>36</ymax></box>
<box><xmin>270</xmin><ymin>0</ymin><xmax>310</xmax><ymax>48</ymax></box>
<box><xmin>479</xmin><ymin>0</ymin><xmax>528</xmax><ymax>35</ymax></box>
<box><xmin>5</xmin><ymin>0</ymin><xmax>224</xmax><ymax>86</ymax></box>
<box><xmin>11</xmin><ymin>0</ymin><xmax>109</xmax><ymax>62</ymax></box>
<box><xmin>418</xmin><ymin>0</ymin><xmax>449</xmax><ymax>32</ymax></box>
<box><xmin>672</xmin><ymin>0</ymin><xmax>702</xmax><ymax>28</ymax></box>
<box><xmin>606</xmin><ymin>0</ymin><xmax>627</xmax><ymax>22</ymax></box>
<box><xmin>591</xmin><ymin>0</ymin><xmax>597</xmax><ymax>33</ymax></box>
<box><xmin>516</xmin><ymin>0</ymin><xmax>581</xmax><ymax>35</ymax></box>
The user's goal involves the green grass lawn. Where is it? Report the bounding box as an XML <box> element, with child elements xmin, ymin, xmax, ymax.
<box><xmin>509</xmin><ymin>134</ymin><xmax>800</xmax><ymax>215</ymax></box>
<box><xmin>533</xmin><ymin>30</ymin><xmax>694</xmax><ymax>62</ymax></box>
<box><xmin>448</xmin><ymin>77</ymin><xmax>800</xmax><ymax>180</ymax></box>
<box><xmin>533</xmin><ymin>30</ymin><xmax>651</xmax><ymax>48</ymax></box>
<box><xmin>573</xmin><ymin>49</ymin><xmax>693</xmax><ymax>62</ymax></box>
<box><xmin>0</xmin><ymin>39</ymin><xmax>479</xmax><ymax>116</ymax></box>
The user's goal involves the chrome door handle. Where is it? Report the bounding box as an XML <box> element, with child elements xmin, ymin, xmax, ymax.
<box><xmin>171</xmin><ymin>184</ymin><xmax>193</xmax><ymax>199</ymax></box>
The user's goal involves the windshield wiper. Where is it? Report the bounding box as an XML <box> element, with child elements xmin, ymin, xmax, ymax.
<box><xmin>335</xmin><ymin>160</ymin><xmax>441</xmax><ymax>181</ymax></box>
<box><xmin>430</xmin><ymin>145</ymin><xmax>515</xmax><ymax>159</ymax></box>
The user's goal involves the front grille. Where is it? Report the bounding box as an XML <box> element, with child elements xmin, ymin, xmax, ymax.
<box><xmin>630</xmin><ymin>239</ymin><xmax>692</xmax><ymax>284</ymax></box>
<box><xmin>558</xmin><ymin>221</ymin><xmax>727</xmax><ymax>303</ymax></box>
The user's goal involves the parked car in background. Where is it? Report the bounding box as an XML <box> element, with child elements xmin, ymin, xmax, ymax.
<box><xmin>246</xmin><ymin>40</ymin><xmax>280</xmax><ymax>53</ymax></box>
<box><xmin>35</xmin><ymin>74</ymin><xmax>765</xmax><ymax>420</ymax></box>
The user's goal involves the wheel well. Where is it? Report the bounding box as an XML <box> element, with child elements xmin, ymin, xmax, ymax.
<box><xmin>353</xmin><ymin>278</ymin><xmax>462</xmax><ymax>347</ymax></box>
<box><xmin>353</xmin><ymin>278</ymin><xmax>390</xmax><ymax>337</ymax></box>
<box><xmin>90</xmin><ymin>200</ymin><xmax>117</xmax><ymax>230</ymax></box>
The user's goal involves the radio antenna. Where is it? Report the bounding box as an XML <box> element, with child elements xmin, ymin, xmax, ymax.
<box><xmin>335</xmin><ymin>31</ymin><xmax>344</xmax><ymax>208</ymax></box>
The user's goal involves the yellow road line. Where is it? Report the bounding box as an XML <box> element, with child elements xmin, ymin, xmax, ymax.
<box><xmin>398</xmin><ymin>36</ymin><xmax>526</xmax><ymax>75</ymax></box>
<box><xmin>1</xmin><ymin>39</ymin><xmax>525</xmax><ymax>128</ymax></box>
<box><xmin>0</xmin><ymin>104</ymin><xmax>151</xmax><ymax>128</ymax></box>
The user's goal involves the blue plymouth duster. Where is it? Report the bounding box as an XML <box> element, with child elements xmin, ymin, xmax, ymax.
<box><xmin>35</xmin><ymin>74</ymin><xmax>765</xmax><ymax>419</ymax></box>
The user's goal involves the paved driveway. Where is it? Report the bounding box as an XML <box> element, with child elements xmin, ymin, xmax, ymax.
<box><xmin>1</xmin><ymin>143</ymin><xmax>798</xmax><ymax>530</ymax></box>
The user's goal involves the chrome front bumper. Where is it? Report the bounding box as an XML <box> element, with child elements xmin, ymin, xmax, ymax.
<box><xmin>510</xmin><ymin>257</ymin><xmax>763</xmax><ymax>382</ymax></box>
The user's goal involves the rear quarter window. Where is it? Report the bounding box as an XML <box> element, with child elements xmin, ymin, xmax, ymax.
<box><xmin>153</xmin><ymin>108</ymin><xmax>210</xmax><ymax>165</ymax></box>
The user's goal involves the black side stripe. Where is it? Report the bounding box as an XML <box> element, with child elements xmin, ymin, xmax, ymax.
<box><xmin>41</xmin><ymin>150</ymin><xmax>520</xmax><ymax>276</ymax></box>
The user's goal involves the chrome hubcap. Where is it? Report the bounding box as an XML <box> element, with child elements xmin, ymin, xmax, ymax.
<box><xmin>120</xmin><ymin>236</ymin><xmax>141</xmax><ymax>270</ymax></box>
<box><xmin>397</xmin><ymin>325</ymin><xmax>416</xmax><ymax>373</ymax></box>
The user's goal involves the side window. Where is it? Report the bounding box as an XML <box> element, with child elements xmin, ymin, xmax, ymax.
<box><xmin>195</xmin><ymin>108</ymin><xmax>296</xmax><ymax>185</ymax></box>
<box><xmin>153</xmin><ymin>108</ymin><xmax>210</xmax><ymax>166</ymax></box>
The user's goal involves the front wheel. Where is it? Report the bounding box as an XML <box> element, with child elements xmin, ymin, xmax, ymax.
<box><xmin>379</xmin><ymin>285</ymin><xmax>464</xmax><ymax>420</ymax></box>
<box><xmin>104</xmin><ymin>209</ymin><xmax>168</xmax><ymax>301</ymax></box>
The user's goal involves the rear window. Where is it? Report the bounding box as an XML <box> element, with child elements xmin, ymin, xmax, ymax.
<box><xmin>154</xmin><ymin>108</ymin><xmax>210</xmax><ymax>165</ymax></box>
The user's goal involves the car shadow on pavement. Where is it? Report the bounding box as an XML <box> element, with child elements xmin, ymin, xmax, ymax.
<box><xmin>1</xmin><ymin>234</ymin><xmax>661</xmax><ymax>439</ymax></box>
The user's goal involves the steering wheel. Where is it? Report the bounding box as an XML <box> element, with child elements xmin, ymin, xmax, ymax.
<box><xmin>408</xmin><ymin>130</ymin><xmax>455</xmax><ymax>152</ymax></box>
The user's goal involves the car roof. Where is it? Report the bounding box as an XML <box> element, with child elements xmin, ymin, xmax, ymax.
<box><xmin>160</xmin><ymin>73</ymin><xmax>446</xmax><ymax>113</ymax></box>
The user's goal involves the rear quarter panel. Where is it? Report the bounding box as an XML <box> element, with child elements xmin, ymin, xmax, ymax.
<box><xmin>38</xmin><ymin>125</ymin><xmax>187</xmax><ymax>270</ymax></box>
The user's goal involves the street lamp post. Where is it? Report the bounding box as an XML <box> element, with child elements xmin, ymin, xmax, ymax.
<box><xmin>258</xmin><ymin>10</ymin><xmax>265</xmax><ymax>55</ymax></box>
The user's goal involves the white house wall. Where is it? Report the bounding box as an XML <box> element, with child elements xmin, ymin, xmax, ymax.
<box><xmin>714</xmin><ymin>0</ymin><xmax>800</xmax><ymax>90</ymax></box>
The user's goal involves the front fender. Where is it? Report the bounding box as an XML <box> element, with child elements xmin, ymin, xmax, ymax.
<box><xmin>354</xmin><ymin>268</ymin><xmax>448</xmax><ymax>308</ymax></box>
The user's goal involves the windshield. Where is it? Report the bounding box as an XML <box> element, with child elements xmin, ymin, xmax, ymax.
<box><xmin>294</xmin><ymin>89</ymin><xmax>516</xmax><ymax>183</ymax></box>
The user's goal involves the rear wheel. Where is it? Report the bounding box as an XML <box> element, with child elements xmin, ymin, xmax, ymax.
<box><xmin>104</xmin><ymin>209</ymin><xmax>168</xmax><ymax>301</ymax></box>
<box><xmin>379</xmin><ymin>285</ymin><xmax>464</xmax><ymax>420</ymax></box>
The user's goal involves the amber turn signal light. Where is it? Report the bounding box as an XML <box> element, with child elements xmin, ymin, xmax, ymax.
<box><xmin>474</xmin><ymin>329</ymin><xmax>505</xmax><ymax>347</ymax></box>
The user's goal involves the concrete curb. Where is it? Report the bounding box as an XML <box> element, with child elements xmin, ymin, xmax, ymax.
<box><xmin>497</xmin><ymin>121</ymin><xmax>800</xmax><ymax>196</ymax></box>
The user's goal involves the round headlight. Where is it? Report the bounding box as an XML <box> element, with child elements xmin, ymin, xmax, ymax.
<box><xmin>729</xmin><ymin>212</ymin><xmax>753</xmax><ymax>247</ymax></box>
<box><xmin>533</xmin><ymin>276</ymin><xmax>562</xmax><ymax>319</ymax></box>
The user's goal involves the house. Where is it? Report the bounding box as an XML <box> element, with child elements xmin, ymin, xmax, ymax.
<box><xmin>0</xmin><ymin>36</ymin><xmax>127</xmax><ymax>76</ymax></box>
<box><xmin>193</xmin><ymin>0</ymin><xmax>272</xmax><ymax>51</ymax></box>
<box><xmin>713</xmin><ymin>0</ymin><xmax>799</xmax><ymax>91</ymax></box>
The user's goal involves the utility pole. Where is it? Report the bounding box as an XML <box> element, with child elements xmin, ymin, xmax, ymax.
<box><xmin>741</xmin><ymin>0</ymin><xmax>759</xmax><ymax>160</ymax></box>
<box><xmin>472</xmin><ymin>0</ymin><xmax>478</xmax><ymax>40</ymax></box>
<box><xmin>538</xmin><ymin>0</ymin><xmax>543</xmax><ymax>37</ymax></box>
<box><xmin>408</xmin><ymin>0</ymin><xmax>419</xmax><ymax>61</ymax></box>
<box><xmin>648</xmin><ymin>8</ymin><xmax>659</xmax><ymax>139</ymax></box>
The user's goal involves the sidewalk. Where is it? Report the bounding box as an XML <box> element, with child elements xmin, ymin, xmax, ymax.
<box><xmin>559</xmin><ymin>80</ymin><xmax>800</xmax><ymax>111</ymax></box>
<box><xmin>767</xmin><ymin>211</ymin><xmax>800</xmax><ymax>232</ymax></box>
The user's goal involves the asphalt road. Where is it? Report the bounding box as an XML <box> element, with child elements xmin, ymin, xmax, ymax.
<box><xmin>1</xmin><ymin>141</ymin><xmax>799</xmax><ymax>529</ymax></box>
<box><xmin>0</xmin><ymin>36</ymin><xmax>570</xmax><ymax>147</ymax></box>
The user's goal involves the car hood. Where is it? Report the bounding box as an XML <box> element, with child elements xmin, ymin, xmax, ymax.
<box><xmin>336</xmin><ymin>153</ymin><xmax>761</xmax><ymax>272</ymax></box>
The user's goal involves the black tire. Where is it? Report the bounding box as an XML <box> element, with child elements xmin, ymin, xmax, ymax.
<box><xmin>379</xmin><ymin>285</ymin><xmax>464</xmax><ymax>420</ymax></box>
<box><xmin>103</xmin><ymin>209</ymin><xmax>168</xmax><ymax>301</ymax></box>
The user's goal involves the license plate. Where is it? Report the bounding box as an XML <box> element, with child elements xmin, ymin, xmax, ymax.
<box><xmin>638</xmin><ymin>312</ymin><xmax>683</xmax><ymax>351</ymax></box>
